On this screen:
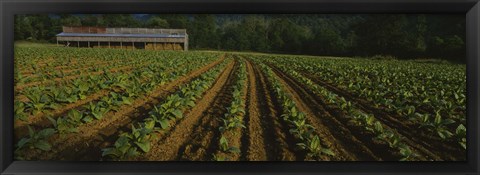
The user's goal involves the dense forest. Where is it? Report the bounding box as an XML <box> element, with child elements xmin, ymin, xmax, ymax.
<box><xmin>14</xmin><ymin>14</ymin><xmax>466</xmax><ymax>62</ymax></box>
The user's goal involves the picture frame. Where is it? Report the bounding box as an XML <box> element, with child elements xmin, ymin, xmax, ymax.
<box><xmin>1</xmin><ymin>0</ymin><xmax>479</xmax><ymax>174</ymax></box>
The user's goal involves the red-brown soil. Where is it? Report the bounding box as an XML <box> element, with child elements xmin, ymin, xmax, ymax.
<box><xmin>300</xmin><ymin>72</ymin><xmax>463</xmax><ymax>160</ymax></box>
<box><xmin>138</xmin><ymin>60</ymin><xmax>236</xmax><ymax>161</ymax></box>
<box><xmin>20</xmin><ymin>56</ymin><xmax>225</xmax><ymax>160</ymax></box>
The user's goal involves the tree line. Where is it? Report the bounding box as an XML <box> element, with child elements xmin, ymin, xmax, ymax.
<box><xmin>14</xmin><ymin>14</ymin><xmax>466</xmax><ymax>62</ymax></box>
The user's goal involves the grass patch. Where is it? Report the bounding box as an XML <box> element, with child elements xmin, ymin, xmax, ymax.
<box><xmin>15</xmin><ymin>41</ymin><xmax>59</xmax><ymax>48</ymax></box>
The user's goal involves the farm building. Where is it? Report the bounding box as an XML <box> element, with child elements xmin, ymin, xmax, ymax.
<box><xmin>56</xmin><ymin>26</ymin><xmax>188</xmax><ymax>51</ymax></box>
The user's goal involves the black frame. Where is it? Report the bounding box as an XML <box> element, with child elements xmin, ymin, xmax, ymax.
<box><xmin>1</xmin><ymin>0</ymin><xmax>479</xmax><ymax>174</ymax></box>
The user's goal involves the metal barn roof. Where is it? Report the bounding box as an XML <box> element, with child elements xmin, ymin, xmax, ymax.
<box><xmin>56</xmin><ymin>32</ymin><xmax>186</xmax><ymax>38</ymax></box>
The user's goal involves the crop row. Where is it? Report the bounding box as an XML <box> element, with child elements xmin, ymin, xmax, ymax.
<box><xmin>256</xmin><ymin>62</ymin><xmax>335</xmax><ymax>160</ymax></box>
<box><xmin>265</xmin><ymin>60</ymin><xmax>418</xmax><ymax>160</ymax></box>
<box><xmin>213</xmin><ymin>60</ymin><xmax>247</xmax><ymax>161</ymax></box>
<box><xmin>15</xmin><ymin>51</ymin><xmax>219</xmax><ymax>123</ymax></box>
<box><xmin>261</xmin><ymin>55</ymin><xmax>466</xmax><ymax>150</ymax></box>
<box><xmin>14</xmin><ymin>53</ymin><xmax>222</xmax><ymax>160</ymax></box>
<box><xmin>15</xmin><ymin>47</ymin><xmax>161</xmax><ymax>72</ymax></box>
<box><xmin>101</xmin><ymin>59</ymin><xmax>230</xmax><ymax>160</ymax></box>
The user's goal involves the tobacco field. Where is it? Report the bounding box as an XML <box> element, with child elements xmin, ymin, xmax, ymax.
<box><xmin>13</xmin><ymin>46</ymin><xmax>467</xmax><ymax>161</ymax></box>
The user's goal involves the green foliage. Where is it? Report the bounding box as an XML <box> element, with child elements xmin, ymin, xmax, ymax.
<box><xmin>256</xmin><ymin>53</ymin><xmax>466</xmax><ymax>152</ymax></box>
<box><xmin>24</xmin><ymin>87</ymin><xmax>56</xmax><ymax>115</ymax></box>
<box><xmin>47</xmin><ymin>109</ymin><xmax>84</xmax><ymax>135</ymax></box>
<box><xmin>14</xmin><ymin>101</ymin><xmax>28</xmax><ymax>121</ymax></box>
<box><xmin>418</xmin><ymin>111</ymin><xmax>455</xmax><ymax>140</ymax></box>
<box><xmin>15</xmin><ymin>126</ymin><xmax>56</xmax><ymax>159</ymax></box>
<box><xmin>14</xmin><ymin>14</ymin><xmax>465</xmax><ymax>61</ymax></box>
<box><xmin>214</xmin><ymin>61</ymin><xmax>247</xmax><ymax>160</ymax></box>
<box><xmin>219</xmin><ymin>136</ymin><xmax>240</xmax><ymax>154</ymax></box>
<box><xmin>297</xmin><ymin>135</ymin><xmax>335</xmax><ymax>159</ymax></box>
<box><xmin>101</xmin><ymin>123</ymin><xmax>154</xmax><ymax>160</ymax></box>
<box><xmin>101</xmin><ymin>58</ymin><xmax>229</xmax><ymax>160</ymax></box>
<box><xmin>146</xmin><ymin>17</ymin><xmax>170</xmax><ymax>28</ymax></box>
<box><xmin>258</xmin><ymin>63</ymin><xmax>335</xmax><ymax>160</ymax></box>
<box><xmin>85</xmin><ymin>102</ymin><xmax>111</xmax><ymax>120</ymax></box>
<box><xmin>455</xmin><ymin>124</ymin><xmax>466</xmax><ymax>150</ymax></box>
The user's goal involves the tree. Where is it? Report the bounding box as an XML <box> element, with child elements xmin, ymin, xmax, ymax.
<box><xmin>162</xmin><ymin>14</ymin><xmax>189</xmax><ymax>28</ymax></box>
<box><xmin>59</xmin><ymin>14</ymin><xmax>82</xmax><ymax>26</ymax></box>
<box><xmin>191</xmin><ymin>14</ymin><xmax>218</xmax><ymax>49</ymax></box>
<box><xmin>81</xmin><ymin>14</ymin><xmax>105</xmax><ymax>27</ymax></box>
<box><xmin>243</xmin><ymin>15</ymin><xmax>270</xmax><ymax>51</ymax></box>
<box><xmin>146</xmin><ymin>17</ymin><xmax>169</xmax><ymax>28</ymax></box>
<box><xmin>13</xmin><ymin>14</ymin><xmax>466</xmax><ymax>62</ymax></box>
<box><xmin>354</xmin><ymin>15</ymin><xmax>412</xmax><ymax>57</ymax></box>
<box><xmin>14</xmin><ymin>15</ymin><xmax>32</xmax><ymax>40</ymax></box>
<box><xmin>102</xmin><ymin>14</ymin><xmax>141</xmax><ymax>27</ymax></box>
<box><xmin>268</xmin><ymin>17</ymin><xmax>311</xmax><ymax>53</ymax></box>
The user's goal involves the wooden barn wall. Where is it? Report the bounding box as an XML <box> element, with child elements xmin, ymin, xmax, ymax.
<box><xmin>60</xmin><ymin>41</ymin><xmax>185</xmax><ymax>51</ymax></box>
<box><xmin>105</xmin><ymin>28</ymin><xmax>186</xmax><ymax>35</ymax></box>
<box><xmin>57</xmin><ymin>36</ymin><xmax>186</xmax><ymax>43</ymax></box>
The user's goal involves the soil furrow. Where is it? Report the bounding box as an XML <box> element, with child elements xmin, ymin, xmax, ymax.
<box><xmin>22</xmin><ymin>56</ymin><xmax>225</xmax><ymax>160</ymax></box>
<box><xmin>139</xmin><ymin>60</ymin><xmax>236</xmax><ymax>161</ymax></box>
<box><xmin>179</xmin><ymin>62</ymin><xmax>239</xmax><ymax>161</ymax></box>
<box><xmin>243</xmin><ymin>59</ymin><xmax>269</xmax><ymax>161</ymax></box>
<box><xmin>14</xmin><ymin>89</ymin><xmax>111</xmax><ymax>139</ymax></box>
<box><xmin>251</xmin><ymin>60</ymin><xmax>299</xmax><ymax>161</ymax></box>
<box><xmin>266</xmin><ymin>63</ymin><xmax>383</xmax><ymax>161</ymax></box>
<box><xmin>301</xmin><ymin>73</ymin><xmax>459</xmax><ymax>160</ymax></box>
<box><xmin>14</xmin><ymin>60</ymin><xmax>199</xmax><ymax>138</ymax></box>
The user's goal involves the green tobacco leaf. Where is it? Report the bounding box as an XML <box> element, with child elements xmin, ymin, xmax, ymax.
<box><xmin>38</xmin><ymin>128</ymin><xmax>56</xmax><ymax>138</ymax></box>
<box><xmin>460</xmin><ymin>141</ymin><xmax>466</xmax><ymax>150</ymax></box>
<box><xmin>144</xmin><ymin>120</ymin><xmax>155</xmax><ymax>130</ymax></box>
<box><xmin>34</xmin><ymin>140</ymin><xmax>52</xmax><ymax>151</ymax></box>
<box><xmin>443</xmin><ymin>119</ymin><xmax>456</xmax><ymax>125</ymax></box>
<box><xmin>126</xmin><ymin>147</ymin><xmax>139</xmax><ymax>158</ymax></box>
<box><xmin>374</xmin><ymin>121</ymin><xmax>383</xmax><ymax>133</ymax></box>
<box><xmin>456</xmin><ymin>124</ymin><xmax>466</xmax><ymax>136</ymax></box>
<box><xmin>82</xmin><ymin>116</ymin><xmax>94</xmax><ymax>123</ymax></box>
<box><xmin>102</xmin><ymin>148</ymin><xmax>121</xmax><ymax>157</ymax></box>
<box><xmin>220</xmin><ymin>136</ymin><xmax>229</xmax><ymax>151</ymax></box>
<box><xmin>322</xmin><ymin>148</ymin><xmax>335</xmax><ymax>156</ymax></box>
<box><xmin>159</xmin><ymin>119</ymin><xmax>169</xmax><ymax>129</ymax></box>
<box><xmin>122</xmin><ymin>97</ymin><xmax>133</xmax><ymax>105</ymax></box>
<box><xmin>186</xmin><ymin>101</ymin><xmax>195</xmax><ymax>107</ymax></box>
<box><xmin>47</xmin><ymin>116</ymin><xmax>57</xmax><ymax>128</ymax></box>
<box><xmin>134</xmin><ymin>141</ymin><xmax>151</xmax><ymax>153</ymax></box>
<box><xmin>79</xmin><ymin>94</ymin><xmax>87</xmax><ymax>100</ymax></box>
<box><xmin>16</xmin><ymin>138</ymin><xmax>30</xmax><ymax>149</ymax></box>
<box><xmin>438</xmin><ymin>130</ymin><xmax>453</xmax><ymax>140</ymax></box>
<box><xmin>172</xmin><ymin>109</ymin><xmax>183</xmax><ymax>118</ymax></box>
<box><xmin>296</xmin><ymin>143</ymin><xmax>307</xmax><ymax>150</ymax></box>
<box><xmin>310</xmin><ymin>135</ymin><xmax>320</xmax><ymax>150</ymax></box>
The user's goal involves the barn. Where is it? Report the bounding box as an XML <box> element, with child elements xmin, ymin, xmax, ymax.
<box><xmin>56</xmin><ymin>26</ymin><xmax>188</xmax><ymax>51</ymax></box>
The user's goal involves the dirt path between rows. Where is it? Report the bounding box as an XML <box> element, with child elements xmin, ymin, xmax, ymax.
<box><xmin>249</xmin><ymin>60</ymin><xmax>300</xmax><ymax>161</ymax></box>
<box><xmin>266</xmin><ymin>63</ymin><xmax>383</xmax><ymax>161</ymax></box>
<box><xmin>14</xmin><ymin>62</ymin><xmax>193</xmax><ymax>140</ymax></box>
<box><xmin>242</xmin><ymin>59</ymin><xmax>269</xmax><ymax>160</ymax></box>
<box><xmin>179</xmin><ymin>62</ymin><xmax>239</xmax><ymax>161</ymax></box>
<box><xmin>22</xmin><ymin>56</ymin><xmax>225</xmax><ymax>160</ymax></box>
<box><xmin>300</xmin><ymin>72</ymin><xmax>458</xmax><ymax>160</ymax></box>
<box><xmin>138</xmin><ymin>60</ymin><xmax>236</xmax><ymax>161</ymax></box>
